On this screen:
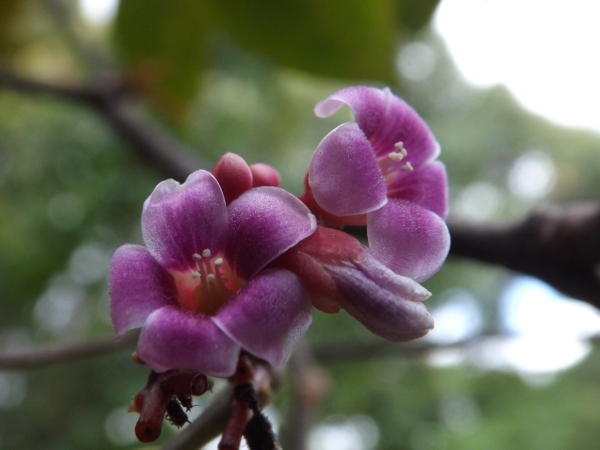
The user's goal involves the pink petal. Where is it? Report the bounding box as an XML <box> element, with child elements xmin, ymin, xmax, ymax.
<box><xmin>226</xmin><ymin>187</ymin><xmax>317</xmax><ymax>279</ymax></box>
<box><xmin>141</xmin><ymin>170</ymin><xmax>227</xmax><ymax>271</ymax></box>
<box><xmin>109</xmin><ymin>245</ymin><xmax>178</xmax><ymax>339</ymax></box>
<box><xmin>308</xmin><ymin>122</ymin><xmax>388</xmax><ymax>216</ymax></box>
<box><xmin>328</xmin><ymin>254</ymin><xmax>434</xmax><ymax>342</ymax></box>
<box><xmin>368</xmin><ymin>199</ymin><xmax>450</xmax><ymax>282</ymax></box>
<box><xmin>137</xmin><ymin>306</ymin><xmax>240</xmax><ymax>376</ymax></box>
<box><xmin>315</xmin><ymin>86</ymin><xmax>440</xmax><ymax>169</ymax></box>
<box><xmin>212</xmin><ymin>269</ymin><xmax>311</xmax><ymax>366</ymax></box>
<box><xmin>387</xmin><ymin>161</ymin><xmax>449</xmax><ymax>219</ymax></box>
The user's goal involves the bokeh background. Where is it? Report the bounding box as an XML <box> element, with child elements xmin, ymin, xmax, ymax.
<box><xmin>1</xmin><ymin>0</ymin><xmax>600</xmax><ymax>449</ymax></box>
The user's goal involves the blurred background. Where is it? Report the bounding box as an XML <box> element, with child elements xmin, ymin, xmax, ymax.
<box><xmin>1</xmin><ymin>0</ymin><xmax>600</xmax><ymax>449</ymax></box>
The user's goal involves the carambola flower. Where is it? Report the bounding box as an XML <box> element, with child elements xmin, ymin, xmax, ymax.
<box><xmin>304</xmin><ymin>86</ymin><xmax>450</xmax><ymax>282</ymax></box>
<box><xmin>109</xmin><ymin>169</ymin><xmax>316</xmax><ymax>377</ymax></box>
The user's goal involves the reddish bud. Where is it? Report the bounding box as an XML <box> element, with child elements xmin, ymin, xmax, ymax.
<box><xmin>212</xmin><ymin>153</ymin><xmax>253</xmax><ymax>204</ymax></box>
<box><xmin>250</xmin><ymin>163</ymin><xmax>281</xmax><ymax>187</ymax></box>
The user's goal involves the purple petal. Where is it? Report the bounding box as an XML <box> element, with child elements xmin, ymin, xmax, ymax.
<box><xmin>137</xmin><ymin>306</ymin><xmax>240</xmax><ymax>376</ymax></box>
<box><xmin>142</xmin><ymin>170</ymin><xmax>227</xmax><ymax>271</ymax></box>
<box><xmin>315</xmin><ymin>86</ymin><xmax>439</xmax><ymax>169</ymax></box>
<box><xmin>326</xmin><ymin>253</ymin><xmax>433</xmax><ymax>342</ymax></box>
<box><xmin>368</xmin><ymin>199</ymin><xmax>450</xmax><ymax>282</ymax></box>
<box><xmin>308</xmin><ymin>122</ymin><xmax>388</xmax><ymax>216</ymax></box>
<box><xmin>387</xmin><ymin>161</ymin><xmax>449</xmax><ymax>219</ymax></box>
<box><xmin>226</xmin><ymin>187</ymin><xmax>317</xmax><ymax>279</ymax></box>
<box><xmin>109</xmin><ymin>244</ymin><xmax>178</xmax><ymax>339</ymax></box>
<box><xmin>213</xmin><ymin>269</ymin><xmax>311</xmax><ymax>366</ymax></box>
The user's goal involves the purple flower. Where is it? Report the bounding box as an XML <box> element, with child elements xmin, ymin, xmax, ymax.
<box><xmin>305</xmin><ymin>86</ymin><xmax>450</xmax><ymax>282</ymax></box>
<box><xmin>271</xmin><ymin>227</ymin><xmax>433</xmax><ymax>342</ymax></box>
<box><xmin>109</xmin><ymin>169</ymin><xmax>316</xmax><ymax>377</ymax></box>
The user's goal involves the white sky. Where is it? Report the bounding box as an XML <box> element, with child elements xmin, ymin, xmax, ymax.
<box><xmin>434</xmin><ymin>0</ymin><xmax>600</xmax><ymax>132</ymax></box>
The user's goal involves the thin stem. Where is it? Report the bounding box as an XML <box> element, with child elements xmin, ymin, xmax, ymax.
<box><xmin>0</xmin><ymin>330</ymin><xmax>138</xmax><ymax>370</ymax></box>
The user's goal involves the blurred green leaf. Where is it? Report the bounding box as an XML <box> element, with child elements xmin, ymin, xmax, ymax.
<box><xmin>0</xmin><ymin>0</ymin><xmax>50</xmax><ymax>59</ymax></box>
<box><xmin>202</xmin><ymin>0</ymin><xmax>396</xmax><ymax>82</ymax></box>
<box><xmin>396</xmin><ymin>0</ymin><xmax>441</xmax><ymax>33</ymax></box>
<box><xmin>114</xmin><ymin>0</ymin><xmax>208</xmax><ymax>118</ymax></box>
<box><xmin>115</xmin><ymin>0</ymin><xmax>441</xmax><ymax>119</ymax></box>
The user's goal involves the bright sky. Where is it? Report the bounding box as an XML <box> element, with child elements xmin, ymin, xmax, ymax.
<box><xmin>434</xmin><ymin>0</ymin><xmax>600</xmax><ymax>132</ymax></box>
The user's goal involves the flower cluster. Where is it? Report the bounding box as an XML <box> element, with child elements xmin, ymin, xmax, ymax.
<box><xmin>109</xmin><ymin>85</ymin><xmax>449</xmax><ymax>384</ymax></box>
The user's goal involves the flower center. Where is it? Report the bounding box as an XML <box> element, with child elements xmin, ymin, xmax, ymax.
<box><xmin>376</xmin><ymin>141</ymin><xmax>415</xmax><ymax>197</ymax></box>
<box><xmin>377</xmin><ymin>141</ymin><xmax>414</xmax><ymax>174</ymax></box>
<box><xmin>170</xmin><ymin>248</ymin><xmax>244</xmax><ymax>316</ymax></box>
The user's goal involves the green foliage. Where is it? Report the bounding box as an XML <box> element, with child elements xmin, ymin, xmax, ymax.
<box><xmin>114</xmin><ymin>0</ymin><xmax>440</xmax><ymax>119</ymax></box>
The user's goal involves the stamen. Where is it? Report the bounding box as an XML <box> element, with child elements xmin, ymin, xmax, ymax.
<box><xmin>206</xmin><ymin>274</ymin><xmax>216</xmax><ymax>283</ymax></box>
<box><xmin>192</xmin><ymin>253</ymin><xmax>202</xmax><ymax>260</ymax></box>
<box><xmin>394</xmin><ymin>141</ymin><xmax>404</xmax><ymax>150</ymax></box>
<box><xmin>202</xmin><ymin>249</ymin><xmax>211</xmax><ymax>258</ymax></box>
<box><xmin>403</xmin><ymin>162</ymin><xmax>414</xmax><ymax>171</ymax></box>
<box><xmin>214</xmin><ymin>257</ymin><xmax>224</xmax><ymax>266</ymax></box>
<box><xmin>191</xmin><ymin>271</ymin><xmax>201</xmax><ymax>279</ymax></box>
<box><xmin>388</xmin><ymin>151</ymin><xmax>405</xmax><ymax>161</ymax></box>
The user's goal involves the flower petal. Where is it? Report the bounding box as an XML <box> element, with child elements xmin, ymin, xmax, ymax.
<box><xmin>137</xmin><ymin>306</ymin><xmax>240</xmax><ymax>376</ymax></box>
<box><xmin>387</xmin><ymin>161</ymin><xmax>449</xmax><ymax>219</ymax></box>
<box><xmin>308</xmin><ymin>122</ymin><xmax>388</xmax><ymax>216</ymax></box>
<box><xmin>315</xmin><ymin>86</ymin><xmax>439</xmax><ymax>168</ymax></box>
<box><xmin>327</xmin><ymin>256</ymin><xmax>434</xmax><ymax>342</ymax></box>
<box><xmin>142</xmin><ymin>170</ymin><xmax>227</xmax><ymax>271</ymax></box>
<box><xmin>109</xmin><ymin>244</ymin><xmax>178</xmax><ymax>339</ymax></box>
<box><xmin>213</xmin><ymin>269</ymin><xmax>311</xmax><ymax>367</ymax></box>
<box><xmin>368</xmin><ymin>199</ymin><xmax>450</xmax><ymax>282</ymax></box>
<box><xmin>226</xmin><ymin>186</ymin><xmax>317</xmax><ymax>279</ymax></box>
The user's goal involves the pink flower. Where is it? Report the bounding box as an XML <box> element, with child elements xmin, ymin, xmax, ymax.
<box><xmin>304</xmin><ymin>86</ymin><xmax>450</xmax><ymax>282</ymax></box>
<box><xmin>109</xmin><ymin>168</ymin><xmax>316</xmax><ymax>376</ymax></box>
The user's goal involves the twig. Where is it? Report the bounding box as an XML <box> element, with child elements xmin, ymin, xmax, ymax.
<box><xmin>161</xmin><ymin>385</ymin><xmax>234</xmax><ymax>450</ymax></box>
<box><xmin>162</xmin><ymin>360</ymin><xmax>282</xmax><ymax>450</ymax></box>
<box><xmin>0</xmin><ymin>330</ymin><xmax>138</xmax><ymax>370</ymax></box>
<box><xmin>280</xmin><ymin>342</ymin><xmax>329</xmax><ymax>450</ymax></box>
<box><xmin>0</xmin><ymin>68</ymin><xmax>207</xmax><ymax>180</ymax></box>
<box><xmin>311</xmin><ymin>338</ymin><xmax>443</xmax><ymax>363</ymax></box>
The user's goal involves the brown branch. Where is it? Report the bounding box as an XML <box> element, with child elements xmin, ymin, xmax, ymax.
<box><xmin>0</xmin><ymin>68</ymin><xmax>207</xmax><ymax>181</ymax></box>
<box><xmin>449</xmin><ymin>202</ymin><xmax>600</xmax><ymax>307</ymax></box>
<box><xmin>0</xmin><ymin>330</ymin><xmax>138</xmax><ymax>370</ymax></box>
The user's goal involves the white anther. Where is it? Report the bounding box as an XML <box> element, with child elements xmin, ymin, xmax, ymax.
<box><xmin>191</xmin><ymin>271</ymin><xmax>201</xmax><ymax>279</ymax></box>
<box><xmin>401</xmin><ymin>148</ymin><xmax>407</xmax><ymax>157</ymax></box>
<box><xmin>202</xmin><ymin>249</ymin><xmax>211</xmax><ymax>258</ymax></box>
<box><xmin>192</xmin><ymin>253</ymin><xmax>202</xmax><ymax>260</ymax></box>
<box><xmin>394</xmin><ymin>141</ymin><xmax>404</xmax><ymax>149</ymax></box>
<box><xmin>214</xmin><ymin>257</ymin><xmax>224</xmax><ymax>266</ymax></box>
<box><xmin>403</xmin><ymin>162</ymin><xmax>414</xmax><ymax>171</ymax></box>
<box><xmin>206</xmin><ymin>274</ymin><xmax>216</xmax><ymax>282</ymax></box>
<box><xmin>388</xmin><ymin>151</ymin><xmax>405</xmax><ymax>161</ymax></box>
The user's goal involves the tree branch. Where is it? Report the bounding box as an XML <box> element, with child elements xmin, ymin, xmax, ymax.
<box><xmin>0</xmin><ymin>331</ymin><xmax>138</xmax><ymax>370</ymax></box>
<box><xmin>449</xmin><ymin>202</ymin><xmax>600</xmax><ymax>307</ymax></box>
<box><xmin>0</xmin><ymin>68</ymin><xmax>207</xmax><ymax>181</ymax></box>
